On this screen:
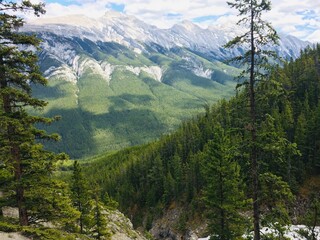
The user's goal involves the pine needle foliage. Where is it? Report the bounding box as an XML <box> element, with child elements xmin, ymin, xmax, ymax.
<box><xmin>0</xmin><ymin>0</ymin><xmax>77</xmax><ymax>226</ymax></box>
<box><xmin>224</xmin><ymin>1</ymin><xmax>280</xmax><ymax>239</ymax></box>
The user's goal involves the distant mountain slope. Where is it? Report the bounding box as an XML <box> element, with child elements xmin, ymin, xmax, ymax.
<box><xmin>25</xmin><ymin>12</ymin><xmax>309</xmax><ymax>60</ymax></box>
<box><xmin>23</xmin><ymin>12</ymin><xmax>310</xmax><ymax>158</ymax></box>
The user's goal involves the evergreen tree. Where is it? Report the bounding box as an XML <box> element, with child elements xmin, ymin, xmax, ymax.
<box><xmin>297</xmin><ymin>177</ymin><xmax>320</xmax><ymax>240</ymax></box>
<box><xmin>259</xmin><ymin>172</ymin><xmax>294</xmax><ymax>238</ymax></box>
<box><xmin>170</xmin><ymin>153</ymin><xmax>183</xmax><ymax>196</ymax></box>
<box><xmin>0</xmin><ymin>1</ymin><xmax>75</xmax><ymax>226</ymax></box>
<box><xmin>26</xmin><ymin>179</ymin><xmax>80</xmax><ymax>227</ymax></box>
<box><xmin>225</xmin><ymin>1</ymin><xmax>279</xmax><ymax>239</ymax></box>
<box><xmin>71</xmin><ymin>161</ymin><xmax>91</xmax><ymax>233</ymax></box>
<box><xmin>163</xmin><ymin>171</ymin><xmax>175</xmax><ymax>204</ymax></box>
<box><xmin>89</xmin><ymin>187</ymin><xmax>110</xmax><ymax>240</ymax></box>
<box><xmin>202</xmin><ymin>124</ymin><xmax>249</xmax><ymax>240</ymax></box>
<box><xmin>71</xmin><ymin>162</ymin><xmax>113</xmax><ymax>238</ymax></box>
<box><xmin>258</xmin><ymin>114</ymin><xmax>300</xmax><ymax>186</ymax></box>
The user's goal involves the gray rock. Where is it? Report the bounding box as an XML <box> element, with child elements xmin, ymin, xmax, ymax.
<box><xmin>0</xmin><ymin>232</ymin><xmax>30</xmax><ymax>240</ymax></box>
<box><xmin>2</xmin><ymin>207</ymin><xmax>19</xmax><ymax>219</ymax></box>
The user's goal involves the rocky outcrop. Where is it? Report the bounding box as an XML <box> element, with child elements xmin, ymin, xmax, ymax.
<box><xmin>150</xmin><ymin>207</ymin><xmax>206</xmax><ymax>240</ymax></box>
<box><xmin>0</xmin><ymin>232</ymin><xmax>30</xmax><ymax>240</ymax></box>
<box><xmin>2</xmin><ymin>207</ymin><xmax>19</xmax><ymax>219</ymax></box>
<box><xmin>151</xmin><ymin>226</ymin><xmax>201</xmax><ymax>240</ymax></box>
<box><xmin>0</xmin><ymin>206</ymin><xmax>146</xmax><ymax>240</ymax></box>
<box><xmin>106</xmin><ymin>209</ymin><xmax>147</xmax><ymax>240</ymax></box>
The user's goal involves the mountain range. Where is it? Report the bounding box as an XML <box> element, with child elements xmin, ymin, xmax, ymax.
<box><xmin>23</xmin><ymin>11</ymin><xmax>310</xmax><ymax>158</ymax></box>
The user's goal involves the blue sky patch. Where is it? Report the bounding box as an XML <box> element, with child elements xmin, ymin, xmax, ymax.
<box><xmin>296</xmin><ymin>10</ymin><xmax>318</xmax><ymax>20</ymax></box>
<box><xmin>108</xmin><ymin>2</ymin><xmax>125</xmax><ymax>12</ymax></box>
<box><xmin>45</xmin><ymin>0</ymin><xmax>81</xmax><ymax>6</ymax></box>
<box><xmin>296</xmin><ymin>24</ymin><xmax>316</xmax><ymax>32</ymax></box>
<box><xmin>166</xmin><ymin>13</ymin><xmax>182</xmax><ymax>18</ymax></box>
<box><xmin>192</xmin><ymin>15</ymin><xmax>223</xmax><ymax>23</ymax></box>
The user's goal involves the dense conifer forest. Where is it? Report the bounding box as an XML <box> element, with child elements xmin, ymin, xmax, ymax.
<box><xmin>82</xmin><ymin>45</ymin><xmax>320</xmax><ymax>236</ymax></box>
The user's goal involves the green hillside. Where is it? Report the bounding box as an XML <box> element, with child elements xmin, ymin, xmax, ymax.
<box><xmin>34</xmin><ymin>41</ymin><xmax>240</xmax><ymax>158</ymax></box>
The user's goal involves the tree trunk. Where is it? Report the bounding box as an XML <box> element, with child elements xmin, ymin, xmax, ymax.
<box><xmin>1</xmin><ymin>75</ymin><xmax>28</xmax><ymax>226</ymax></box>
<box><xmin>219</xmin><ymin>161</ymin><xmax>226</xmax><ymax>240</ymax></box>
<box><xmin>16</xmin><ymin>186</ymin><xmax>28</xmax><ymax>226</ymax></box>
<box><xmin>250</xmin><ymin>1</ymin><xmax>260</xmax><ymax>239</ymax></box>
<box><xmin>12</xmin><ymin>133</ymin><xmax>29</xmax><ymax>226</ymax></box>
<box><xmin>79</xmin><ymin>202</ymin><xmax>83</xmax><ymax>233</ymax></box>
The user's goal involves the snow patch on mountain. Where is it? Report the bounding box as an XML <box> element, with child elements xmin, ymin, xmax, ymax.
<box><xmin>43</xmin><ymin>66</ymin><xmax>57</xmax><ymax>77</ymax></box>
<box><xmin>77</xmin><ymin>58</ymin><xmax>114</xmax><ymax>84</ymax></box>
<box><xmin>261</xmin><ymin>225</ymin><xmax>320</xmax><ymax>240</ymax></box>
<box><xmin>199</xmin><ymin>225</ymin><xmax>320</xmax><ymax>240</ymax></box>
<box><xmin>45</xmin><ymin>55</ymin><xmax>115</xmax><ymax>85</ymax></box>
<box><xmin>193</xmin><ymin>67</ymin><xmax>213</xmax><ymax>79</ymax></box>
<box><xmin>133</xmin><ymin>48</ymin><xmax>142</xmax><ymax>54</ymax></box>
<box><xmin>125</xmin><ymin>66</ymin><xmax>162</xmax><ymax>81</ymax></box>
<box><xmin>142</xmin><ymin>66</ymin><xmax>163</xmax><ymax>81</ymax></box>
<box><xmin>46</xmin><ymin>65</ymin><xmax>77</xmax><ymax>84</ymax></box>
<box><xmin>45</xmin><ymin>49</ymin><xmax>163</xmax><ymax>85</ymax></box>
<box><xmin>125</xmin><ymin>66</ymin><xmax>140</xmax><ymax>76</ymax></box>
<box><xmin>72</xmin><ymin>55</ymin><xmax>81</xmax><ymax>76</ymax></box>
<box><xmin>101</xmin><ymin>62</ymin><xmax>115</xmax><ymax>83</ymax></box>
<box><xmin>176</xmin><ymin>20</ymin><xmax>201</xmax><ymax>32</ymax></box>
<box><xmin>181</xmin><ymin>55</ymin><xmax>213</xmax><ymax>79</ymax></box>
<box><xmin>41</xmin><ymin>39</ymin><xmax>76</xmax><ymax>65</ymax></box>
<box><xmin>46</xmin><ymin>53</ymin><xmax>163</xmax><ymax>85</ymax></box>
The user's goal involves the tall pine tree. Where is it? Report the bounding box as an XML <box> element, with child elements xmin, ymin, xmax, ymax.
<box><xmin>0</xmin><ymin>1</ymin><xmax>75</xmax><ymax>226</ymax></box>
<box><xmin>225</xmin><ymin>0</ymin><xmax>279</xmax><ymax>239</ymax></box>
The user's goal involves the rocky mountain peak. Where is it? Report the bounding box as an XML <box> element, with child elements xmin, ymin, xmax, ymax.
<box><xmin>23</xmin><ymin>11</ymin><xmax>310</xmax><ymax>61</ymax></box>
<box><xmin>173</xmin><ymin>20</ymin><xmax>202</xmax><ymax>31</ymax></box>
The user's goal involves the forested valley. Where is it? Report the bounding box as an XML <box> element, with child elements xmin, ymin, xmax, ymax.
<box><xmin>0</xmin><ymin>0</ymin><xmax>320</xmax><ymax>239</ymax></box>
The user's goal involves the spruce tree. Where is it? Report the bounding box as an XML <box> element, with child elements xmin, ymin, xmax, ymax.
<box><xmin>302</xmin><ymin>187</ymin><xmax>320</xmax><ymax>240</ymax></box>
<box><xmin>202</xmin><ymin>124</ymin><xmax>249</xmax><ymax>240</ymax></box>
<box><xmin>71</xmin><ymin>161</ymin><xmax>91</xmax><ymax>233</ymax></box>
<box><xmin>0</xmin><ymin>1</ymin><xmax>75</xmax><ymax>226</ymax></box>
<box><xmin>259</xmin><ymin>172</ymin><xmax>294</xmax><ymax>238</ymax></box>
<box><xmin>89</xmin><ymin>187</ymin><xmax>110</xmax><ymax>240</ymax></box>
<box><xmin>224</xmin><ymin>1</ymin><xmax>279</xmax><ymax>239</ymax></box>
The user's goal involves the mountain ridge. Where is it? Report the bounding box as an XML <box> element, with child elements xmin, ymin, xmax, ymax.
<box><xmin>24</xmin><ymin>11</ymin><xmax>310</xmax><ymax>61</ymax></box>
<box><xmin>23</xmin><ymin>12</ymin><xmax>310</xmax><ymax>158</ymax></box>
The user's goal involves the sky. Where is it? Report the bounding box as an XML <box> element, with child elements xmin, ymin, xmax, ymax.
<box><xmin>26</xmin><ymin>0</ymin><xmax>320</xmax><ymax>43</ymax></box>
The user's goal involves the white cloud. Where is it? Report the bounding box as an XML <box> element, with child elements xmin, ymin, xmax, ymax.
<box><xmin>306</xmin><ymin>30</ymin><xmax>320</xmax><ymax>43</ymax></box>
<box><xmin>24</xmin><ymin>0</ymin><xmax>320</xmax><ymax>43</ymax></box>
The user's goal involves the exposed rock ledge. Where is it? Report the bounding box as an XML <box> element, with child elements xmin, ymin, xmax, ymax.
<box><xmin>107</xmin><ymin>209</ymin><xmax>147</xmax><ymax>240</ymax></box>
<box><xmin>0</xmin><ymin>232</ymin><xmax>29</xmax><ymax>240</ymax></box>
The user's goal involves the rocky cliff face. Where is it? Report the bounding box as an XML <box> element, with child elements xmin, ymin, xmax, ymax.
<box><xmin>107</xmin><ymin>209</ymin><xmax>147</xmax><ymax>240</ymax></box>
<box><xmin>150</xmin><ymin>207</ymin><xmax>207</xmax><ymax>240</ymax></box>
